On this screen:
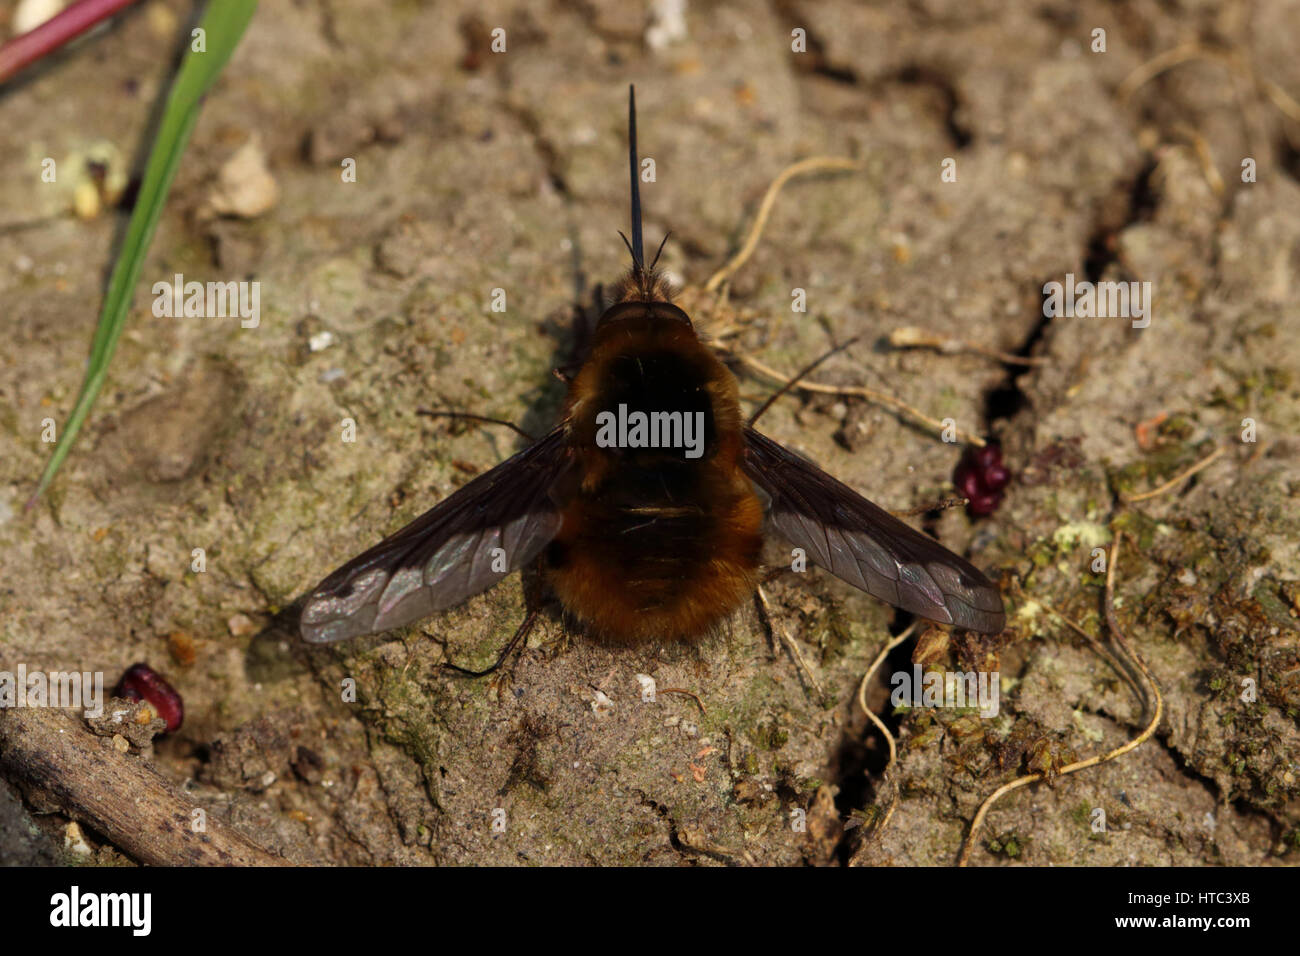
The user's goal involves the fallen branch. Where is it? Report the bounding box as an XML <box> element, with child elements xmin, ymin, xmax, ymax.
<box><xmin>0</xmin><ymin>706</ymin><xmax>287</xmax><ymax>866</ymax></box>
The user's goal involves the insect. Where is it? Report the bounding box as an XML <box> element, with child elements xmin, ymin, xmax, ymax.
<box><xmin>300</xmin><ymin>87</ymin><xmax>1005</xmax><ymax>654</ymax></box>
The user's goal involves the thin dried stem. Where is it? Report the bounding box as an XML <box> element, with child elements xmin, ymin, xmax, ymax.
<box><xmin>1036</xmin><ymin>591</ymin><xmax>1145</xmax><ymax>707</ymax></box>
<box><xmin>856</xmin><ymin>623</ymin><xmax>919</xmax><ymax>766</ymax></box>
<box><xmin>1117</xmin><ymin>42</ymin><xmax>1217</xmax><ymax>103</ymax></box>
<box><xmin>957</xmin><ymin>534</ymin><xmax>1164</xmax><ymax>866</ymax></box>
<box><xmin>747</xmin><ymin>335</ymin><xmax>861</xmax><ymax>426</ymax></box>
<box><xmin>1119</xmin><ymin>41</ymin><xmax>1300</xmax><ymax>127</ymax></box>
<box><xmin>735</xmin><ymin>351</ymin><xmax>987</xmax><ymax>447</ymax></box>
<box><xmin>756</xmin><ymin>584</ymin><xmax>826</xmax><ymax>701</ymax></box>
<box><xmin>1261</xmin><ymin>78</ymin><xmax>1300</xmax><ymax>125</ymax></box>
<box><xmin>848</xmin><ymin>622</ymin><xmax>919</xmax><ymax>854</ymax></box>
<box><xmin>1171</xmin><ymin>124</ymin><xmax>1226</xmax><ymax>197</ymax></box>
<box><xmin>704</xmin><ymin>156</ymin><xmax>859</xmax><ymax>294</ymax></box>
<box><xmin>696</xmin><ymin>157</ymin><xmax>983</xmax><ymax>449</ymax></box>
<box><xmin>1121</xmin><ymin>445</ymin><xmax>1225</xmax><ymax>503</ymax></box>
<box><xmin>657</xmin><ymin>687</ymin><xmax>707</xmax><ymax>715</ymax></box>
<box><xmin>888</xmin><ymin>326</ymin><xmax>1048</xmax><ymax>367</ymax></box>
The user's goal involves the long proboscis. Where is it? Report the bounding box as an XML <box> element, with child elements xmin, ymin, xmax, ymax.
<box><xmin>628</xmin><ymin>84</ymin><xmax>644</xmax><ymax>271</ymax></box>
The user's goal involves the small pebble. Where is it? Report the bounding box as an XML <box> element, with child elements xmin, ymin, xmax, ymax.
<box><xmin>168</xmin><ymin>630</ymin><xmax>197</xmax><ymax>666</ymax></box>
<box><xmin>635</xmin><ymin>673</ymin><xmax>656</xmax><ymax>701</ymax></box>
<box><xmin>208</xmin><ymin>139</ymin><xmax>279</xmax><ymax>218</ymax></box>
<box><xmin>63</xmin><ymin>821</ymin><xmax>92</xmax><ymax>857</ymax></box>
<box><xmin>645</xmin><ymin>0</ymin><xmax>688</xmax><ymax>50</ymax></box>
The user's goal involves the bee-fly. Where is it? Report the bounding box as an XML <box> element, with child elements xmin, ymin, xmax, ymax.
<box><xmin>300</xmin><ymin>87</ymin><xmax>1005</xmax><ymax>649</ymax></box>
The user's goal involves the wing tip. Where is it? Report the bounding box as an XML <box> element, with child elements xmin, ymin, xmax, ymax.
<box><xmin>949</xmin><ymin>600</ymin><xmax>1006</xmax><ymax>635</ymax></box>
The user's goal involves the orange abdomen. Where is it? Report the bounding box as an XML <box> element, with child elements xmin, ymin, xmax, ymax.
<box><xmin>546</xmin><ymin>309</ymin><xmax>763</xmax><ymax>642</ymax></box>
<box><xmin>546</xmin><ymin>461</ymin><xmax>765</xmax><ymax>642</ymax></box>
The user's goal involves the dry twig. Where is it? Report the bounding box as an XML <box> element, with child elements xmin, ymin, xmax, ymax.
<box><xmin>736</xmin><ymin>351</ymin><xmax>987</xmax><ymax>447</ymax></box>
<box><xmin>957</xmin><ymin>534</ymin><xmax>1163</xmax><ymax>866</ymax></box>
<box><xmin>1121</xmin><ymin>445</ymin><xmax>1226</xmax><ymax>503</ymax></box>
<box><xmin>0</xmin><ymin>707</ymin><xmax>287</xmax><ymax>866</ymax></box>
<box><xmin>888</xmin><ymin>326</ymin><xmax>1047</xmax><ymax>367</ymax></box>
<box><xmin>703</xmin><ymin>156</ymin><xmax>859</xmax><ymax>295</ymax></box>
<box><xmin>756</xmin><ymin>584</ymin><xmax>826</xmax><ymax>701</ymax></box>
<box><xmin>694</xmin><ymin>156</ymin><xmax>987</xmax><ymax>448</ymax></box>
<box><xmin>849</xmin><ymin>622</ymin><xmax>919</xmax><ymax>852</ymax></box>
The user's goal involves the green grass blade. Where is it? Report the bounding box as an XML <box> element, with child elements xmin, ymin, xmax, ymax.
<box><xmin>30</xmin><ymin>0</ymin><xmax>258</xmax><ymax>505</ymax></box>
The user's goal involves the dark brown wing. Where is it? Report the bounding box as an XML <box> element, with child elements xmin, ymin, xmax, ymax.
<box><xmin>300</xmin><ymin>427</ymin><xmax>571</xmax><ymax>643</ymax></box>
<box><xmin>743</xmin><ymin>427</ymin><xmax>1005</xmax><ymax>633</ymax></box>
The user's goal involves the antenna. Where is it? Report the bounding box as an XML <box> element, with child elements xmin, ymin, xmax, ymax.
<box><xmin>628</xmin><ymin>85</ymin><xmax>644</xmax><ymax>271</ymax></box>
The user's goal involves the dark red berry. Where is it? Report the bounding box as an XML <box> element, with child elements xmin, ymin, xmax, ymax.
<box><xmin>115</xmin><ymin>663</ymin><xmax>183</xmax><ymax>733</ymax></box>
<box><xmin>983</xmin><ymin>463</ymin><xmax>1011</xmax><ymax>492</ymax></box>
<box><xmin>972</xmin><ymin>445</ymin><xmax>1001</xmax><ymax>471</ymax></box>
<box><xmin>954</xmin><ymin>442</ymin><xmax>1011</xmax><ymax>517</ymax></box>
<box><xmin>954</xmin><ymin>466</ymin><xmax>984</xmax><ymax>501</ymax></box>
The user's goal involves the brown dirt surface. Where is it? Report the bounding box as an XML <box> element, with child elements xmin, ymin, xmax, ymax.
<box><xmin>1</xmin><ymin>0</ymin><xmax>1297</xmax><ymax>866</ymax></box>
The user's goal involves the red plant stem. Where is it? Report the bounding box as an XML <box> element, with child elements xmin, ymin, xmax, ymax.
<box><xmin>0</xmin><ymin>0</ymin><xmax>140</xmax><ymax>83</ymax></box>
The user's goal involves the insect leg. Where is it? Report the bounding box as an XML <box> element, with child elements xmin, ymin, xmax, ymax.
<box><xmin>753</xmin><ymin>585</ymin><xmax>825</xmax><ymax>702</ymax></box>
<box><xmin>440</xmin><ymin>608</ymin><xmax>542</xmax><ymax>678</ymax></box>
<box><xmin>889</xmin><ymin>496</ymin><xmax>970</xmax><ymax>518</ymax></box>
<box><xmin>746</xmin><ymin>335</ymin><xmax>861</xmax><ymax>426</ymax></box>
<box><xmin>415</xmin><ymin>409</ymin><xmax>537</xmax><ymax>441</ymax></box>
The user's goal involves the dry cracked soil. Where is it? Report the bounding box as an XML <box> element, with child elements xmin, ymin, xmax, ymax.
<box><xmin>1</xmin><ymin>0</ymin><xmax>1298</xmax><ymax>866</ymax></box>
